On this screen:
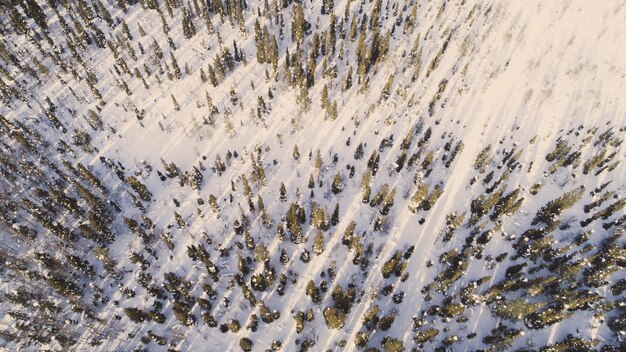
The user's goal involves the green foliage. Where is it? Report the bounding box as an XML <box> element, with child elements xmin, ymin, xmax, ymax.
<box><xmin>172</xmin><ymin>300</ymin><xmax>195</xmax><ymax>326</ymax></box>
<box><xmin>482</xmin><ymin>324</ymin><xmax>524</xmax><ymax>350</ymax></box>
<box><xmin>440</xmin><ymin>212</ymin><xmax>466</xmax><ymax>242</ymax></box>
<box><xmin>474</xmin><ymin>145</ymin><xmax>493</xmax><ymax>172</ymax></box>
<box><xmin>311</xmin><ymin>203</ymin><xmax>330</xmax><ymax>230</ymax></box>
<box><xmin>382</xmin><ymin>251</ymin><xmax>404</xmax><ymax>278</ymax></box>
<box><xmin>525</xmin><ymin>307</ymin><xmax>572</xmax><ymax>330</ymax></box>
<box><xmin>124</xmin><ymin>307</ymin><xmax>150</xmax><ymax>323</ymax></box>
<box><xmin>313</xmin><ymin>231</ymin><xmax>325</xmax><ymax>255</ymax></box>
<box><xmin>378</xmin><ymin>313</ymin><xmax>396</xmax><ymax>331</ymax></box>
<box><xmin>227</xmin><ymin>319</ymin><xmax>241</xmax><ymax>332</ymax></box>
<box><xmin>46</xmin><ymin>274</ymin><xmax>82</xmax><ymax>297</ymax></box>
<box><xmin>332</xmin><ymin>173</ymin><xmax>343</xmax><ymax>194</ymax></box>
<box><xmin>361</xmin><ymin>170</ymin><xmax>372</xmax><ymax>203</ymax></box>
<box><xmin>533</xmin><ymin>186</ymin><xmax>584</xmax><ymax>226</ymax></box>
<box><xmin>370</xmin><ymin>183</ymin><xmax>389</xmax><ymax>208</ymax></box>
<box><xmin>287</xmin><ymin>203</ymin><xmax>304</xmax><ymax>243</ymax></box>
<box><xmin>441</xmin><ymin>303</ymin><xmax>465</xmax><ymax>318</ymax></box>
<box><xmin>414</xmin><ymin>328</ymin><xmax>439</xmax><ymax>344</ymax></box>
<box><xmin>127</xmin><ymin>176</ymin><xmax>152</xmax><ymax>201</ymax></box>
<box><xmin>408</xmin><ymin>183</ymin><xmax>428</xmax><ymax>213</ymax></box>
<box><xmin>381</xmin><ymin>337</ymin><xmax>404</xmax><ymax>352</ymax></box>
<box><xmin>323</xmin><ymin>306</ymin><xmax>346</xmax><ymax>329</ymax></box>
<box><xmin>539</xmin><ymin>336</ymin><xmax>600</xmax><ymax>352</ymax></box>
<box><xmin>491</xmin><ymin>299</ymin><xmax>544</xmax><ymax>321</ymax></box>
<box><xmin>331</xmin><ymin>285</ymin><xmax>356</xmax><ymax>313</ymax></box>
<box><xmin>239</xmin><ymin>337</ymin><xmax>253</xmax><ymax>351</ymax></box>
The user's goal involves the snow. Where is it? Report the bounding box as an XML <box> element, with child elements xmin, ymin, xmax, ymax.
<box><xmin>0</xmin><ymin>0</ymin><xmax>625</xmax><ymax>351</ymax></box>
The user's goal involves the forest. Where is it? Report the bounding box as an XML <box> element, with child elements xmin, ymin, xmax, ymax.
<box><xmin>0</xmin><ymin>0</ymin><xmax>624</xmax><ymax>351</ymax></box>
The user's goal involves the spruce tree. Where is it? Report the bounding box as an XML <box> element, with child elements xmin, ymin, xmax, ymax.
<box><xmin>182</xmin><ymin>7</ymin><xmax>196</xmax><ymax>39</ymax></box>
<box><xmin>170</xmin><ymin>52</ymin><xmax>182</xmax><ymax>79</ymax></box>
<box><xmin>254</xmin><ymin>19</ymin><xmax>266</xmax><ymax>63</ymax></box>
<box><xmin>331</xmin><ymin>203</ymin><xmax>340</xmax><ymax>226</ymax></box>
<box><xmin>171</xmin><ymin>94</ymin><xmax>181</xmax><ymax>111</ymax></box>
<box><xmin>22</xmin><ymin>0</ymin><xmax>48</xmax><ymax>30</ymax></box>
<box><xmin>332</xmin><ymin>173</ymin><xmax>343</xmax><ymax>194</ymax></box>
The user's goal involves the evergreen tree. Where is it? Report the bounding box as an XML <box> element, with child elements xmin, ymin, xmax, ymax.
<box><xmin>254</xmin><ymin>19</ymin><xmax>266</xmax><ymax>63</ymax></box>
<box><xmin>321</xmin><ymin>84</ymin><xmax>329</xmax><ymax>110</ymax></box>
<box><xmin>280</xmin><ymin>182</ymin><xmax>287</xmax><ymax>202</ymax></box>
<box><xmin>170</xmin><ymin>52</ymin><xmax>182</xmax><ymax>79</ymax></box>
<box><xmin>22</xmin><ymin>0</ymin><xmax>48</xmax><ymax>29</ymax></box>
<box><xmin>293</xmin><ymin>145</ymin><xmax>301</xmax><ymax>160</ymax></box>
<box><xmin>171</xmin><ymin>94</ymin><xmax>181</xmax><ymax>111</ymax></box>
<box><xmin>239</xmin><ymin>338</ymin><xmax>253</xmax><ymax>351</ymax></box>
<box><xmin>124</xmin><ymin>307</ymin><xmax>150</xmax><ymax>323</ymax></box>
<box><xmin>331</xmin><ymin>203</ymin><xmax>340</xmax><ymax>226</ymax></box>
<box><xmin>189</xmin><ymin>166</ymin><xmax>203</xmax><ymax>190</ymax></box>
<box><xmin>332</xmin><ymin>173</ymin><xmax>343</xmax><ymax>194</ymax></box>
<box><xmin>182</xmin><ymin>7</ymin><xmax>196</xmax><ymax>39</ymax></box>
<box><xmin>323</xmin><ymin>307</ymin><xmax>346</xmax><ymax>329</ymax></box>
<box><xmin>291</xmin><ymin>4</ymin><xmax>306</xmax><ymax>43</ymax></box>
<box><xmin>361</xmin><ymin>170</ymin><xmax>372</xmax><ymax>203</ymax></box>
<box><xmin>313</xmin><ymin>231</ymin><xmax>325</xmax><ymax>255</ymax></box>
<box><xmin>207</xmin><ymin>64</ymin><xmax>218</xmax><ymax>86</ymax></box>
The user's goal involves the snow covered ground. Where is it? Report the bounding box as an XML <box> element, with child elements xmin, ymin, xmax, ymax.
<box><xmin>0</xmin><ymin>0</ymin><xmax>625</xmax><ymax>351</ymax></box>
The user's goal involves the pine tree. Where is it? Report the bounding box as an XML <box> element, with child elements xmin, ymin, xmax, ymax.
<box><xmin>296</xmin><ymin>85</ymin><xmax>311</xmax><ymax>112</ymax></box>
<box><xmin>170</xmin><ymin>52</ymin><xmax>182</xmax><ymax>79</ymax></box>
<box><xmin>321</xmin><ymin>84</ymin><xmax>329</xmax><ymax>110</ymax></box>
<box><xmin>370</xmin><ymin>183</ymin><xmax>389</xmax><ymax>208</ymax></box>
<box><xmin>327</xmin><ymin>14</ymin><xmax>338</xmax><ymax>54</ymax></box>
<box><xmin>380</xmin><ymin>187</ymin><xmax>396</xmax><ymax>215</ymax></box>
<box><xmin>7</xmin><ymin>5</ymin><xmax>27</xmax><ymax>34</ymax></box>
<box><xmin>207</xmin><ymin>64</ymin><xmax>218</xmax><ymax>86</ymax></box>
<box><xmin>269</xmin><ymin>35</ymin><xmax>279</xmax><ymax>75</ymax></box>
<box><xmin>308</xmin><ymin>174</ymin><xmax>315</xmax><ymax>189</ymax></box>
<box><xmin>22</xmin><ymin>0</ymin><xmax>48</xmax><ymax>29</ymax></box>
<box><xmin>315</xmin><ymin>149</ymin><xmax>323</xmax><ymax>173</ymax></box>
<box><xmin>127</xmin><ymin>176</ymin><xmax>152</xmax><ymax>201</ymax></box>
<box><xmin>331</xmin><ymin>203</ymin><xmax>340</xmax><ymax>226</ymax></box>
<box><xmin>342</xmin><ymin>65</ymin><xmax>353</xmax><ymax>91</ymax></box>
<box><xmin>533</xmin><ymin>186</ymin><xmax>584</xmax><ymax>226</ymax></box>
<box><xmin>361</xmin><ymin>170</ymin><xmax>372</xmax><ymax>203</ymax></box>
<box><xmin>354</xmin><ymin>142</ymin><xmax>364</xmax><ymax>159</ymax></box>
<box><xmin>254</xmin><ymin>20</ymin><xmax>266</xmax><ymax>63</ymax></box>
<box><xmin>174</xmin><ymin>211</ymin><xmax>185</xmax><ymax>228</ymax></box>
<box><xmin>124</xmin><ymin>307</ymin><xmax>150</xmax><ymax>323</ymax></box>
<box><xmin>239</xmin><ymin>338</ymin><xmax>253</xmax><ymax>351</ymax></box>
<box><xmin>280</xmin><ymin>182</ymin><xmax>287</xmax><ymax>202</ymax></box>
<box><xmin>323</xmin><ymin>307</ymin><xmax>346</xmax><ymax>329</ymax></box>
<box><xmin>171</xmin><ymin>94</ymin><xmax>181</xmax><ymax>111</ymax></box>
<box><xmin>311</xmin><ymin>205</ymin><xmax>330</xmax><ymax>230</ymax></box>
<box><xmin>214</xmin><ymin>54</ymin><xmax>225</xmax><ymax>79</ymax></box>
<box><xmin>293</xmin><ymin>145</ymin><xmax>300</xmax><ymax>160</ymax></box>
<box><xmin>189</xmin><ymin>166</ymin><xmax>203</xmax><ymax>190</ymax></box>
<box><xmin>223</xmin><ymin>47</ymin><xmax>235</xmax><ymax>71</ymax></box>
<box><xmin>194</xmin><ymin>3</ymin><xmax>210</xmax><ymax>30</ymax></box>
<box><xmin>342</xmin><ymin>221</ymin><xmax>356</xmax><ymax>246</ymax></box>
<box><xmin>328</xmin><ymin>100</ymin><xmax>338</xmax><ymax>120</ymax></box>
<box><xmin>182</xmin><ymin>7</ymin><xmax>196</xmax><ymax>39</ymax></box>
<box><xmin>313</xmin><ymin>231</ymin><xmax>325</xmax><ymax>255</ymax></box>
<box><xmin>414</xmin><ymin>328</ymin><xmax>439</xmax><ymax>343</ymax></box>
<box><xmin>381</xmin><ymin>74</ymin><xmax>394</xmax><ymax>101</ymax></box>
<box><xmin>378</xmin><ymin>313</ymin><xmax>396</xmax><ymax>331</ymax></box>
<box><xmin>291</xmin><ymin>4</ymin><xmax>306</xmax><ymax>43</ymax></box>
<box><xmin>381</xmin><ymin>337</ymin><xmax>404</xmax><ymax>352</ymax></box>
<box><xmin>492</xmin><ymin>299</ymin><xmax>544</xmax><ymax>321</ymax></box>
<box><xmin>332</xmin><ymin>173</ymin><xmax>343</xmax><ymax>194</ymax></box>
